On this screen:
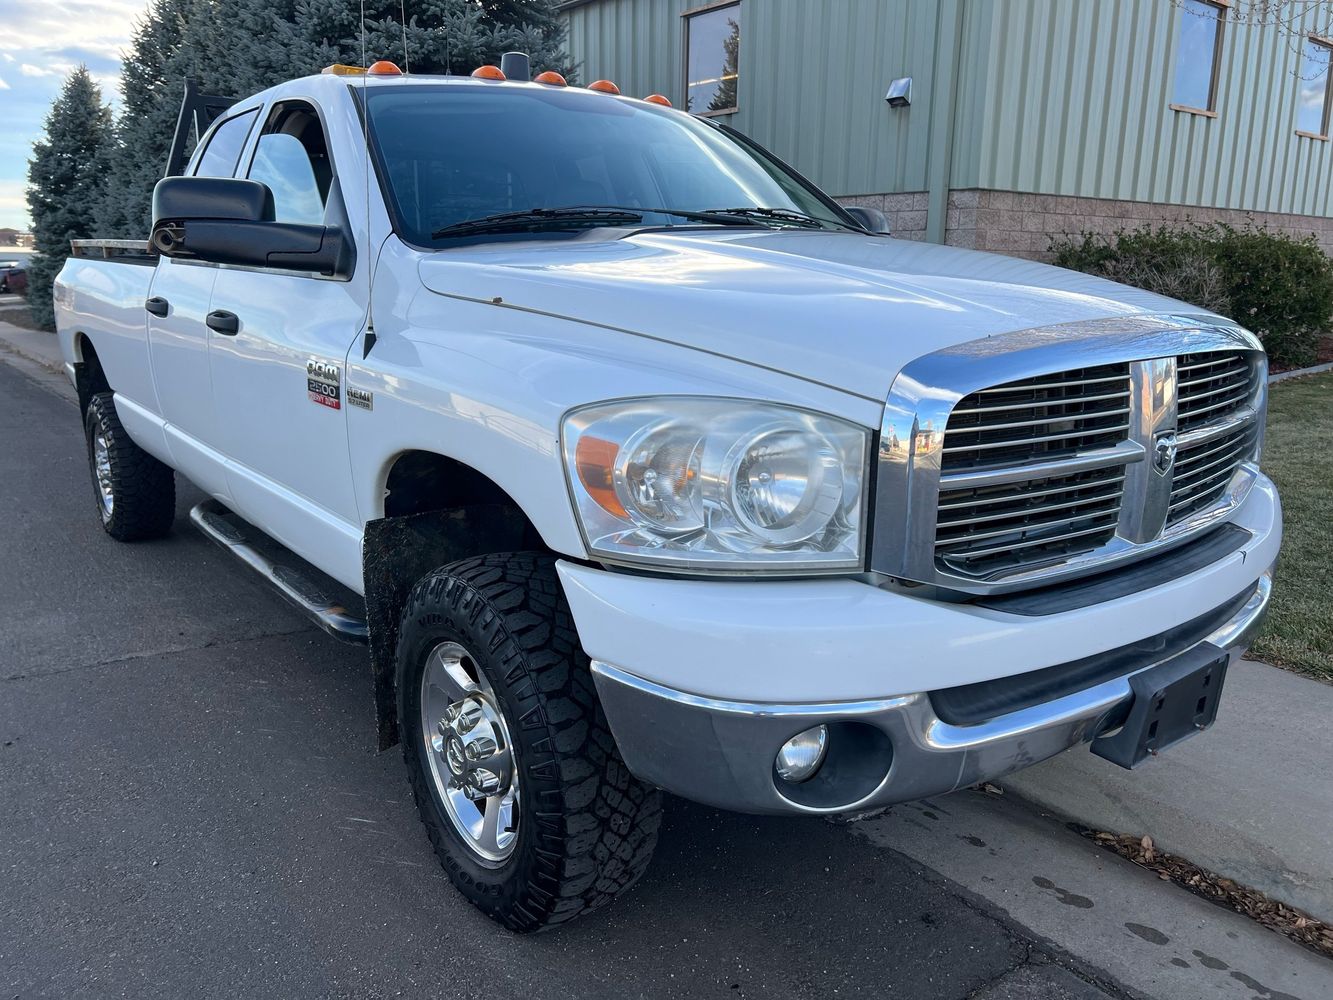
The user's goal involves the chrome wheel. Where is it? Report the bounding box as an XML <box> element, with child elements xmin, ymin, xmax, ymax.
<box><xmin>420</xmin><ymin>641</ymin><xmax>519</xmax><ymax>863</ymax></box>
<box><xmin>93</xmin><ymin>431</ymin><xmax>114</xmax><ymax>523</ymax></box>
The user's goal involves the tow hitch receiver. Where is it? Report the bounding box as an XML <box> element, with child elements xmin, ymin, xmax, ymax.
<box><xmin>1091</xmin><ymin>644</ymin><xmax>1230</xmax><ymax>769</ymax></box>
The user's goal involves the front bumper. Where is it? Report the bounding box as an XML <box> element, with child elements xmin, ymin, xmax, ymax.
<box><xmin>559</xmin><ymin>472</ymin><xmax>1280</xmax><ymax>816</ymax></box>
<box><xmin>590</xmin><ymin>571</ymin><xmax>1272</xmax><ymax>814</ymax></box>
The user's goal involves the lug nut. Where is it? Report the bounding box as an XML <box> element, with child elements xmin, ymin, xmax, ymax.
<box><xmin>456</xmin><ymin>700</ymin><xmax>484</xmax><ymax>733</ymax></box>
<box><xmin>464</xmin><ymin>736</ymin><xmax>498</xmax><ymax>761</ymax></box>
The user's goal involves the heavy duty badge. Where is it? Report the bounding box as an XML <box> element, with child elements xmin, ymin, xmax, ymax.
<box><xmin>306</xmin><ymin>358</ymin><xmax>341</xmax><ymax>409</ymax></box>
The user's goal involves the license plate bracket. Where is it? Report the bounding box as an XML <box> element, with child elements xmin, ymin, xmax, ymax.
<box><xmin>1091</xmin><ymin>644</ymin><xmax>1230</xmax><ymax>769</ymax></box>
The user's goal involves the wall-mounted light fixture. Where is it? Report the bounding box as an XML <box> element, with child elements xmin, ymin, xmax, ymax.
<box><xmin>885</xmin><ymin>77</ymin><xmax>911</xmax><ymax>108</ymax></box>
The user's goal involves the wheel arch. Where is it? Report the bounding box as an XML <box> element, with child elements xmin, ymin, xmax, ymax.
<box><xmin>71</xmin><ymin>333</ymin><xmax>111</xmax><ymax>413</ymax></box>
<box><xmin>364</xmin><ymin>448</ymin><xmax>552</xmax><ymax>749</ymax></box>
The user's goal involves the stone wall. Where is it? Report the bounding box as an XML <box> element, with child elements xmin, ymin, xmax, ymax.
<box><xmin>947</xmin><ymin>190</ymin><xmax>1333</xmax><ymax>260</ymax></box>
<box><xmin>838</xmin><ymin>189</ymin><xmax>1333</xmax><ymax>259</ymax></box>
<box><xmin>834</xmin><ymin>192</ymin><xmax>929</xmax><ymax>242</ymax></box>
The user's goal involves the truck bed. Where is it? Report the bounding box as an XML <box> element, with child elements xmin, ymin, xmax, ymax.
<box><xmin>69</xmin><ymin>240</ymin><xmax>157</xmax><ymax>265</ymax></box>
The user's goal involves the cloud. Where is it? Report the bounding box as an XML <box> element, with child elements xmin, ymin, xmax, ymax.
<box><xmin>0</xmin><ymin>1</ymin><xmax>150</xmax><ymax>63</ymax></box>
<box><xmin>0</xmin><ymin>78</ymin><xmax>9</xmax><ymax>91</ymax></box>
<box><xmin>20</xmin><ymin>63</ymin><xmax>56</xmax><ymax>78</ymax></box>
<box><xmin>0</xmin><ymin>180</ymin><xmax>30</xmax><ymax>231</ymax></box>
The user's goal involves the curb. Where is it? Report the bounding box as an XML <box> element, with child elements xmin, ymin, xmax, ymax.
<box><xmin>1269</xmin><ymin>360</ymin><xmax>1333</xmax><ymax>384</ymax></box>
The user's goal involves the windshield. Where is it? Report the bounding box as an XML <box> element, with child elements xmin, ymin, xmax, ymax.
<box><xmin>364</xmin><ymin>84</ymin><xmax>853</xmax><ymax>246</ymax></box>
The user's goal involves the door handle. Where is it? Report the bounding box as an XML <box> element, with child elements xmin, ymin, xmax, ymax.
<box><xmin>144</xmin><ymin>296</ymin><xmax>169</xmax><ymax>317</ymax></box>
<box><xmin>206</xmin><ymin>310</ymin><xmax>239</xmax><ymax>336</ymax></box>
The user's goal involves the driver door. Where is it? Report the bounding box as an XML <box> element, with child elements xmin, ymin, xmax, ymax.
<box><xmin>206</xmin><ymin>100</ymin><xmax>367</xmax><ymax>586</ymax></box>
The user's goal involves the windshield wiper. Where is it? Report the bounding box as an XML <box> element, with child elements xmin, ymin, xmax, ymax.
<box><xmin>431</xmin><ymin>207</ymin><xmax>643</xmax><ymax>240</ymax></box>
<box><xmin>701</xmin><ymin>206</ymin><xmax>827</xmax><ymax>229</ymax></box>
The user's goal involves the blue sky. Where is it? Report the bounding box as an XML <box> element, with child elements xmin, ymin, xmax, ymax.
<box><xmin>0</xmin><ymin>0</ymin><xmax>153</xmax><ymax>231</ymax></box>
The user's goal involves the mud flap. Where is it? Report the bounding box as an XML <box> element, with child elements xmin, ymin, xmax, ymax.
<box><xmin>361</xmin><ymin>505</ymin><xmax>529</xmax><ymax>750</ymax></box>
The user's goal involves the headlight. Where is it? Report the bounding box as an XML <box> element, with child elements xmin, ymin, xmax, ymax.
<box><xmin>562</xmin><ymin>398</ymin><xmax>870</xmax><ymax>573</ymax></box>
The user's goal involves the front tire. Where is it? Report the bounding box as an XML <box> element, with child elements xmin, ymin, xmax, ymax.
<box><xmin>398</xmin><ymin>553</ymin><xmax>662</xmax><ymax>932</ymax></box>
<box><xmin>84</xmin><ymin>392</ymin><xmax>175</xmax><ymax>541</ymax></box>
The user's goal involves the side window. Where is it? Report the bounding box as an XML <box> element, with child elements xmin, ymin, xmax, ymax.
<box><xmin>1170</xmin><ymin>0</ymin><xmax>1225</xmax><ymax>114</ymax></box>
<box><xmin>193</xmin><ymin>109</ymin><xmax>259</xmax><ymax>178</ymax></box>
<box><xmin>1296</xmin><ymin>36</ymin><xmax>1333</xmax><ymax>139</ymax></box>
<box><xmin>684</xmin><ymin>1</ymin><xmax>741</xmax><ymax>116</ymax></box>
<box><xmin>247</xmin><ymin>103</ymin><xmax>333</xmax><ymax>225</ymax></box>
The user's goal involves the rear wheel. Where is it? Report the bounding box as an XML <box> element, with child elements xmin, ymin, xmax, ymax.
<box><xmin>83</xmin><ymin>392</ymin><xmax>175</xmax><ymax>541</ymax></box>
<box><xmin>398</xmin><ymin>552</ymin><xmax>662</xmax><ymax>931</ymax></box>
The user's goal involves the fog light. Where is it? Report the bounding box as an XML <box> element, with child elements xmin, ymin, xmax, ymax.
<box><xmin>775</xmin><ymin>725</ymin><xmax>828</xmax><ymax>783</ymax></box>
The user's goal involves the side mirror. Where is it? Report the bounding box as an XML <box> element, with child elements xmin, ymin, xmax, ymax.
<box><xmin>150</xmin><ymin>176</ymin><xmax>353</xmax><ymax>278</ymax></box>
<box><xmin>844</xmin><ymin>206</ymin><xmax>891</xmax><ymax>235</ymax></box>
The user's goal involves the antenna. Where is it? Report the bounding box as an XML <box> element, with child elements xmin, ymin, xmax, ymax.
<box><xmin>399</xmin><ymin>0</ymin><xmax>410</xmax><ymax>75</ymax></box>
<box><xmin>360</xmin><ymin>0</ymin><xmax>377</xmax><ymax>358</ymax></box>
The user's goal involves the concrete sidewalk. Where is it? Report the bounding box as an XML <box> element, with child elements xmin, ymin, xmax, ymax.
<box><xmin>1004</xmin><ymin>658</ymin><xmax>1333</xmax><ymax>924</ymax></box>
<box><xmin>0</xmin><ymin>318</ymin><xmax>64</xmax><ymax>372</ymax></box>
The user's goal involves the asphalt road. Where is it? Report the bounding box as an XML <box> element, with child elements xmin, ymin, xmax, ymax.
<box><xmin>0</xmin><ymin>359</ymin><xmax>1115</xmax><ymax>1000</ymax></box>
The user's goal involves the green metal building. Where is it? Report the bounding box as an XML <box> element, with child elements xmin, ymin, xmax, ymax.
<box><xmin>558</xmin><ymin>0</ymin><xmax>1333</xmax><ymax>256</ymax></box>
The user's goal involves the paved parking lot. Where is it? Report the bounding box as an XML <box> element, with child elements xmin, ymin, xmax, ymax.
<box><xmin>1</xmin><ymin>353</ymin><xmax>1327</xmax><ymax>1000</ymax></box>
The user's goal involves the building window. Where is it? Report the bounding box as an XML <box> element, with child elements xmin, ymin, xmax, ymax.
<box><xmin>1171</xmin><ymin>0</ymin><xmax>1226</xmax><ymax>115</ymax></box>
<box><xmin>1296</xmin><ymin>36</ymin><xmax>1333</xmax><ymax>138</ymax></box>
<box><xmin>684</xmin><ymin>2</ymin><xmax>740</xmax><ymax>116</ymax></box>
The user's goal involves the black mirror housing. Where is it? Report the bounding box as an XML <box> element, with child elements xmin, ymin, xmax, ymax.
<box><xmin>844</xmin><ymin>206</ymin><xmax>891</xmax><ymax>235</ymax></box>
<box><xmin>149</xmin><ymin>176</ymin><xmax>354</xmax><ymax>279</ymax></box>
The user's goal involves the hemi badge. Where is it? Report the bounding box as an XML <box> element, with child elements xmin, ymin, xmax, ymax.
<box><xmin>348</xmin><ymin>387</ymin><xmax>374</xmax><ymax>411</ymax></box>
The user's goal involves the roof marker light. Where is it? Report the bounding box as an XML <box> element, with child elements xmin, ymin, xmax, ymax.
<box><xmin>588</xmin><ymin>79</ymin><xmax>620</xmax><ymax>95</ymax></box>
<box><xmin>644</xmin><ymin>94</ymin><xmax>672</xmax><ymax>107</ymax></box>
<box><xmin>534</xmin><ymin>71</ymin><xmax>567</xmax><ymax>87</ymax></box>
<box><xmin>472</xmin><ymin>65</ymin><xmax>507</xmax><ymax>80</ymax></box>
<box><xmin>322</xmin><ymin>64</ymin><xmax>367</xmax><ymax>76</ymax></box>
<box><xmin>367</xmin><ymin>60</ymin><xmax>403</xmax><ymax>76</ymax></box>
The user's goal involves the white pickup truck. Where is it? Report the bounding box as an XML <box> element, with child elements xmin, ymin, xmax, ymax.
<box><xmin>55</xmin><ymin>57</ymin><xmax>1280</xmax><ymax>931</ymax></box>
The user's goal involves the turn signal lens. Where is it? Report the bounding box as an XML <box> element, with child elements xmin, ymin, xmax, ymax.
<box><xmin>534</xmin><ymin>71</ymin><xmax>567</xmax><ymax>86</ymax></box>
<box><xmin>472</xmin><ymin>65</ymin><xmax>507</xmax><ymax>80</ymax></box>
<box><xmin>643</xmin><ymin>94</ymin><xmax>672</xmax><ymax>107</ymax></box>
<box><xmin>367</xmin><ymin>60</ymin><xmax>403</xmax><ymax>76</ymax></box>
<box><xmin>588</xmin><ymin>79</ymin><xmax>620</xmax><ymax>94</ymax></box>
<box><xmin>574</xmin><ymin>436</ymin><xmax>627</xmax><ymax>519</ymax></box>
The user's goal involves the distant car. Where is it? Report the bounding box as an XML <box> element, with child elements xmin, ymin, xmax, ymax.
<box><xmin>0</xmin><ymin>265</ymin><xmax>25</xmax><ymax>295</ymax></box>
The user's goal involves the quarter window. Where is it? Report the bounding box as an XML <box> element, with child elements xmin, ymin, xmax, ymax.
<box><xmin>1296</xmin><ymin>36</ymin><xmax>1333</xmax><ymax>138</ymax></box>
<box><xmin>1171</xmin><ymin>0</ymin><xmax>1226</xmax><ymax>113</ymax></box>
<box><xmin>684</xmin><ymin>2</ymin><xmax>741</xmax><ymax>116</ymax></box>
<box><xmin>193</xmin><ymin>109</ymin><xmax>259</xmax><ymax>178</ymax></box>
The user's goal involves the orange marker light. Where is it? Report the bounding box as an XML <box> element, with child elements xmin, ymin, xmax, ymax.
<box><xmin>644</xmin><ymin>94</ymin><xmax>672</xmax><ymax>107</ymax></box>
<box><xmin>575</xmin><ymin>436</ymin><xmax>627</xmax><ymax>518</ymax></box>
<box><xmin>367</xmin><ymin>60</ymin><xmax>403</xmax><ymax>76</ymax></box>
<box><xmin>588</xmin><ymin>79</ymin><xmax>620</xmax><ymax>95</ymax></box>
<box><xmin>534</xmin><ymin>71</ymin><xmax>567</xmax><ymax>86</ymax></box>
<box><xmin>322</xmin><ymin>64</ymin><xmax>367</xmax><ymax>76</ymax></box>
<box><xmin>471</xmin><ymin>65</ymin><xmax>507</xmax><ymax>80</ymax></box>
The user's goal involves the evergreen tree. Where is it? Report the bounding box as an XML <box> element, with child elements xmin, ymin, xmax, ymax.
<box><xmin>95</xmin><ymin>0</ymin><xmax>571</xmax><ymax>237</ymax></box>
<box><xmin>25</xmin><ymin>67</ymin><xmax>114</xmax><ymax>329</ymax></box>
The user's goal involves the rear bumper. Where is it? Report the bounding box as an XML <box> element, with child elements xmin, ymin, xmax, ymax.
<box><xmin>590</xmin><ymin>570</ymin><xmax>1272</xmax><ymax>814</ymax></box>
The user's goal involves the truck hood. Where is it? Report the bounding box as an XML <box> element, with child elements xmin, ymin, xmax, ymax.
<box><xmin>417</xmin><ymin>230</ymin><xmax>1201</xmax><ymax>401</ymax></box>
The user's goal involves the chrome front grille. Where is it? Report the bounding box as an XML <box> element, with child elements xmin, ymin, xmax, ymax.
<box><xmin>1176</xmin><ymin>352</ymin><xmax>1254</xmax><ymax>430</ymax></box>
<box><xmin>935</xmin><ymin>364</ymin><xmax>1132</xmax><ymax>573</ymax></box>
<box><xmin>873</xmin><ymin>318</ymin><xmax>1267</xmax><ymax>595</ymax></box>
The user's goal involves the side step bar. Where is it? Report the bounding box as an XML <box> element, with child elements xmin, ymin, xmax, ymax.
<box><xmin>189</xmin><ymin>498</ymin><xmax>368</xmax><ymax>645</ymax></box>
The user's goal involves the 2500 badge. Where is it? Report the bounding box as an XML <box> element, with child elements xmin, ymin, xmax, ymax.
<box><xmin>307</xmin><ymin>358</ymin><xmax>341</xmax><ymax>410</ymax></box>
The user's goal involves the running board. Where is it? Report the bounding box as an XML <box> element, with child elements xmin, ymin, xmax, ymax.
<box><xmin>189</xmin><ymin>499</ymin><xmax>368</xmax><ymax>645</ymax></box>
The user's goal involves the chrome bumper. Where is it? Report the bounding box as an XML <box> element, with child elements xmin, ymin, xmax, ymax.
<box><xmin>591</xmin><ymin>570</ymin><xmax>1273</xmax><ymax>815</ymax></box>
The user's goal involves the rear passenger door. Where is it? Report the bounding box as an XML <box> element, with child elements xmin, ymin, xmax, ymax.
<box><xmin>148</xmin><ymin>106</ymin><xmax>259</xmax><ymax>499</ymax></box>
<box><xmin>206</xmin><ymin>99</ymin><xmax>367</xmax><ymax>585</ymax></box>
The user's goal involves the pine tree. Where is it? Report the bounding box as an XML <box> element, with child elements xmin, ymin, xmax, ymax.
<box><xmin>25</xmin><ymin>67</ymin><xmax>114</xmax><ymax>330</ymax></box>
<box><xmin>94</xmin><ymin>0</ymin><xmax>571</xmax><ymax>237</ymax></box>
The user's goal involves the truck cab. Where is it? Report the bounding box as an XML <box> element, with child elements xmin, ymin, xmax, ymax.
<box><xmin>54</xmin><ymin>57</ymin><xmax>1280</xmax><ymax>932</ymax></box>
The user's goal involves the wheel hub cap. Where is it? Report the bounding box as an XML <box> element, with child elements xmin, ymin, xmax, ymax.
<box><xmin>437</xmin><ymin>694</ymin><xmax>512</xmax><ymax>801</ymax></box>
